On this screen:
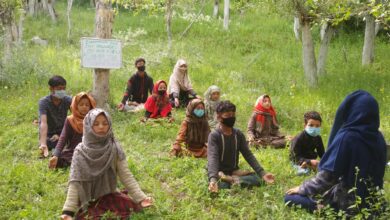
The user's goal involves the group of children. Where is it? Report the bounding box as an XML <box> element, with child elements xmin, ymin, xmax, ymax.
<box><xmin>37</xmin><ymin>60</ymin><xmax>388</xmax><ymax>218</ymax></box>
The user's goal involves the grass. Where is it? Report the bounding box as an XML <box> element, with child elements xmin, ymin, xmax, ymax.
<box><xmin>0</xmin><ymin>1</ymin><xmax>389</xmax><ymax>219</ymax></box>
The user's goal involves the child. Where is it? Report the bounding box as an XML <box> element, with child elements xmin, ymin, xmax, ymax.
<box><xmin>48</xmin><ymin>92</ymin><xmax>96</xmax><ymax>169</ymax></box>
<box><xmin>285</xmin><ymin>90</ymin><xmax>387</xmax><ymax>214</ymax></box>
<box><xmin>207</xmin><ymin>101</ymin><xmax>275</xmax><ymax>192</ymax></box>
<box><xmin>38</xmin><ymin>75</ymin><xmax>72</xmax><ymax>157</ymax></box>
<box><xmin>118</xmin><ymin>58</ymin><xmax>154</xmax><ymax>112</ymax></box>
<box><xmin>167</xmin><ymin>59</ymin><xmax>201</xmax><ymax>108</ymax></box>
<box><xmin>60</xmin><ymin>109</ymin><xmax>153</xmax><ymax>220</ymax></box>
<box><xmin>204</xmin><ymin>85</ymin><xmax>221</xmax><ymax>129</ymax></box>
<box><xmin>247</xmin><ymin>94</ymin><xmax>287</xmax><ymax>148</ymax></box>
<box><xmin>143</xmin><ymin>80</ymin><xmax>173</xmax><ymax>122</ymax></box>
<box><xmin>170</xmin><ymin>99</ymin><xmax>210</xmax><ymax>158</ymax></box>
<box><xmin>290</xmin><ymin>111</ymin><xmax>325</xmax><ymax>175</ymax></box>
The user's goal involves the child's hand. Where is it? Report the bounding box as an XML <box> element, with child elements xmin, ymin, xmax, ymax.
<box><xmin>48</xmin><ymin>156</ymin><xmax>58</xmax><ymax>169</ymax></box>
<box><xmin>262</xmin><ymin>173</ymin><xmax>275</xmax><ymax>184</ymax></box>
<box><xmin>50</xmin><ymin>134</ymin><xmax>59</xmax><ymax>142</ymax></box>
<box><xmin>310</xmin><ymin>160</ymin><xmax>319</xmax><ymax>169</ymax></box>
<box><xmin>117</xmin><ymin>103</ymin><xmax>125</xmax><ymax>111</ymax></box>
<box><xmin>208</xmin><ymin>181</ymin><xmax>218</xmax><ymax>193</ymax></box>
<box><xmin>174</xmin><ymin>98</ymin><xmax>180</xmax><ymax>107</ymax></box>
<box><xmin>286</xmin><ymin>186</ymin><xmax>300</xmax><ymax>195</ymax></box>
<box><xmin>140</xmin><ymin>197</ymin><xmax>153</xmax><ymax>208</ymax></box>
<box><xmin>39</xmin><ymin>145</ymin><xmax>49</xmax><ymax>158</ymax></box>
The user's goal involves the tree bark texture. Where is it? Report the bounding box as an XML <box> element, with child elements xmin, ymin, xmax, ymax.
<box><xmin>223</xmin><ymin>0</ymin><xmax>229</xmax><ymax>30</ymax></box>
<box><xmin>362</xmin><ymin>14</ymin><xmax>375</xmax><ymax>65</ymax></box>
<box><xmin>213</xmin><ymin>0</ymin><xmax>219</xmax><ymax>18</ymax></box>
<box><xmin>293</xmin><ymin>16</ymin><xmax>301</xmax><ymax>41</ymax></box>
<box><xmin>317</xmin><ymin>24</ymin><xmax>334</xmax><ymax>76</ymax></box>
<box><xmin>93</xmin><ymin>0</ymin><xmax>113</xmax><ymax>109</ymax></box>
<box><xmin>166</xmin><ymin>0</ymin><xmax>173</xmax><ymax>52</ymax></box>
<box><xmin>67</xmin><ymin>0</ymin><xmax>74</xmax><ymax>40</ymax></box>
<box><xmin>301</xmin><ymin>21</ymin><xmax>317</xmax><ymax>87</ymax></box>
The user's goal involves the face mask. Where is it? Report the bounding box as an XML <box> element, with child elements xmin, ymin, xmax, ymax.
<box><xmin>137</xmin><ymin>66</ymin><xmax>145</xmax><ymax>72</ymax></box>
<box><xmin>305</xmin><ymin>126</ymin><xmax>321</xmax><ymax>137</ymax></box>
<box><xmin>221</xmin><ymin>116</ymin><xmax>236</xmax><ymax>127</ymax></box>
<box><xmin>53</xmin><ymin>90</ymin><xmax>67</xmax><ymax>99</ymax></box>
<box><xmin>158</xmin><ymin>90</ymin><xmax>166</xmax><ymax>96</ymax></box>
<box><xmin>193</xmin><ymin>109</ymin><xmax>205</xmax><ymax>117</ymax></box>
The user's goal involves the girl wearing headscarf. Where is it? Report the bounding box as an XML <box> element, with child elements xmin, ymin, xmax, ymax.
<box><xmin>167</xmin><ymin>59</ymin><xmax>200</xmax><ymax>108</ymax></box>
<box><xmin>143</xmin><ymin>80</ymin><xmax>173</xmax><ymax>122</ymax></box>
<box><xmin>170</xmin><ymin>99</ymin><xmax>210</xmax><ymax>158</ymax></box>
<box><xmin>247</xmin><ymin>94</ymin><xmax>286</xmax><ymax>148</ymax></box>
<box><xmin>285</xmin><ymin>90</ymin><xmax>387</xmax><ymax>215</ymax></box>
<box><xmin>60</xmin><ymin>109</ymin><xmax>153</xmax><ymax>220</ymax></box>
<box><xmin>204</xmin><ymin>85</ymin><xmax>221</xmax><ymax>129</ymax></box>
<box><xmin>49</xmin><ymin>92</ymin><xmax>96</xmax><ymax>169</ymax></box>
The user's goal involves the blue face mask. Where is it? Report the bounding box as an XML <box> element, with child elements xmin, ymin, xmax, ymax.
<box><xmin>305</xmin><ymin>126</ymin><xmax>321</xmax><ymax>137</ymax></box>
<box><xmin>193</xmin><ymin>109</ymin><xmax>205</xmax><ymax>118</ymax></box>
<box><xmin>53</xmin><ymin>90</ymin><xmax>67</xmax><ymax>99</ymax></box>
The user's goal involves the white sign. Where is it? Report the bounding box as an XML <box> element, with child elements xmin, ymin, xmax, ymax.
<box><xmin>81</xmin><ymin>38</ymin><xmax>122</xmax><ymax>69</ymax></box>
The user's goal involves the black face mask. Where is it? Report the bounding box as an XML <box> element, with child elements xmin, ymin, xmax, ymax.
<box><xmin>221</xmin><ymin>116</ymin><xmax>236</xmax><ymax>127</ymax></box>
<box><xmin>158</xmin><ymin>90</ymin><xmax>166</xmax><ymax>96</ymax></box>
<box><xmin>137</xmin><ymin>66</ymin><xmax>145</xmax><ymax>72</ymax></box>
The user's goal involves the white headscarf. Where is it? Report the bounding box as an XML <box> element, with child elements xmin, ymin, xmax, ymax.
<box><xmin>167</xmin><ymin>59</ymin><xmax>193</xmax><ymax>94</ymax></box>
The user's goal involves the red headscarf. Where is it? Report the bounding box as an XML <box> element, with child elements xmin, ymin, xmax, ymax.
<box><xmin>254</xmin><ymin>94</ymin><xmax>278</xmax><ymax>127</ymax></box>
<box><xmin>67</xmin><ymin>92</ymin><xmax>96</xmax><ymax>134</ymax></box>
<box><xmin>144</xmin><ymin>80</ymin><xmax>172</xmax><ymax>118</ymax></box>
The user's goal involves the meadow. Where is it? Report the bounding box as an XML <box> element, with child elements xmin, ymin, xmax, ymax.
<box><xmin>0</xmin><ymin>1</ymin><xmax>389</xmax><ymax>219</ymax></box>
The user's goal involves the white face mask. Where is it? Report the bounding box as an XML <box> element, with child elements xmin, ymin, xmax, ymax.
<box><xmin>53</xmin><ymin>90</ymin><xmax>67</xmax><ymax>99</ymax></box>
<box><xmin>305</xmin><ymin>126</ymin><xmax>321</xmax><ymax>137</ymax></box>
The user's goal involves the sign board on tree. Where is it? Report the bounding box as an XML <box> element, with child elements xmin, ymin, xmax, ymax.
<box><xmin>81</xmin><ymin>38</ymin><xmax>122</xmax><ymax>69</ymax></box>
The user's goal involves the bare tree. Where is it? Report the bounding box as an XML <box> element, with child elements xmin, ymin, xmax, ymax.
<box><xmin>67</xmin><ymin>0</ymin><xmax>74</xmax><ymax>40</ymax></box>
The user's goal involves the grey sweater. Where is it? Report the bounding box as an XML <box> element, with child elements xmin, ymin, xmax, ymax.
<box><xmin>207</xmin><ymin>128</ymin><xmax>266</xmax><ymax>182</ymax></box>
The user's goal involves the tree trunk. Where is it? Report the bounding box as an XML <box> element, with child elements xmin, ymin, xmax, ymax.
<box><xmin>47</xmin><ymin>0</ymin><xmax>57</xmax><ymax>22</ymax></box>
<box><xmin>375</xmin><ymin>23</ymin><xmax>381</xmax><ymax>36</ymax></box>
<box><xmin>213</xmin><ymin>0</ymin><xmax>219</xmax><ymax>18</ymax></box>
<box><xmin>3</xmin><ymin>23</ymin><xmax>13</xmax><ymax>63</ymax></box>
<box><xmin>67</xmin><ymin>0</ymin><xmax>74</xmax><ymax>40</ymax></box>
<box><xmin>42</xmin><ymin>0</ymin><xmax>48</xmax><ymax>10</ymax></box>
<box><xmin>90</xmin><ymin>0</ymin><xmax>96</xmax><ymax>7</ymax></box>
<box><xmin>293</xmin><ymin>16</ymin><xmax>301</xmax><ymax>41</ymax></box>
<box><xmin>18</xmin><ymin>11</ymin><xmax>25</xmax><ymax>44</ymax></box>
<box><xmin>301</xmin><ymin>20</ymin><xmax>317</xmax><ymax>87</ymax></box>
<box><xmin>362</xmin><ymin>14</ymin><xmax>375</xmax><ymax>65</ymax></box>
<box><xmin>28</xmin><ymin>0</ymin><xmax>36</xmax><ymax>15</ymax></box>
<box><xmin>93</xmin><ymin>0</ymin><xmax>114</xmax><ymax>109</ymax></box>
<box><xmin>223</xmin><ymin>0</ymin><xmax>229</xmax><ymax>30</ymax></box>
<box><xmin>317</xmin><ymin>24</ymin><xmax>334</xmax><ymax>76</ymax></box>
<box><xmin>166</xmin><ymin>0</ymin><xmax>173</xmax><ymax>52</ymax></box>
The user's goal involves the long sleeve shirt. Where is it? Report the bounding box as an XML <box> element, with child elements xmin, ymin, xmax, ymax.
<box><xmin>53</xmin><ymin>119</ymin><xmax>82</xmax><ymax>162</ymax></box>
<box><xmin>290</xmin><ymin>130</ymin><xmax>325</xmax><ymax>165</ymax></box>
<box><xmin>121</xmin><ymin>72</ymin><xmax>153</xmax><ymax>104</ymax></box>
<box><xmin>62</xmin><ymin>159</ymin><xmax>147</xmax><ymax>216</ymax></box>
<box><xmin>207</xmin><ymin>128</ymin><xmax>266</xmax><ymax>182</ymax></box>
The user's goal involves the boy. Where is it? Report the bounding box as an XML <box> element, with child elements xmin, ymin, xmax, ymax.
<box><xmin>207</xmin><ymin>101</ymin><xmax>275</xmax><ymax>192</ymax></box>
<box><xmin>118</xmin><ymin>58</ymin><xmax>154</xmax><ymax>112</ymax></box>
<box><xmin>289</xmin><ymin>111</ymin><xmax>325</xmax><ymax>175</ymax></box>
<box><xmin>38</xmin><ymin>75</ymin><xmax>72</xmax><ymax>157</ymax></box>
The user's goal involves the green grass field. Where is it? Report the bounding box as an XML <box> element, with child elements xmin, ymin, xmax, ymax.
<box><xmin>0</xmin><ymin>1</ymin><xmax>389</xmax><ymax>219</ymax></box>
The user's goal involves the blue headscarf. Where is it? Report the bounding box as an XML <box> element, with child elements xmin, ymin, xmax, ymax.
<box><xmin>319</xmin><ymin>90</ymin><xmax>386</xmax><ymax>198</ymax></box>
